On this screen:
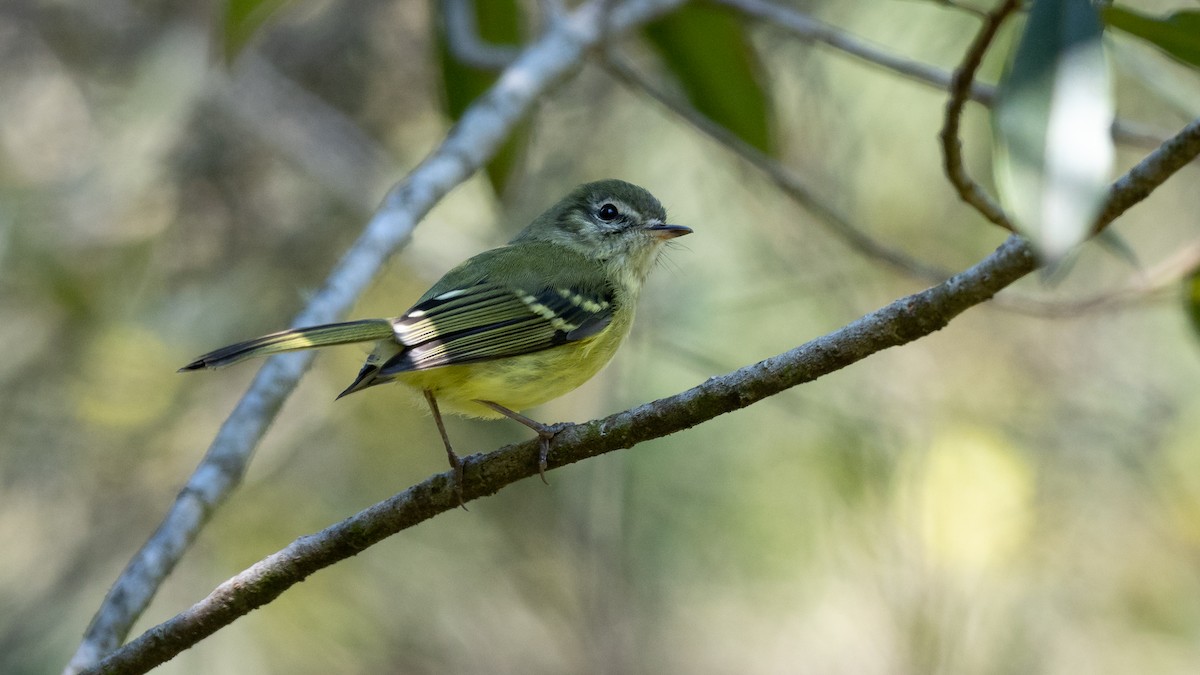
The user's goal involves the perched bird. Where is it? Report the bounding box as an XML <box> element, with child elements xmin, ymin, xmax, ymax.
<box><xmin>182</xmin><ymin>179</ymin><xmax>691</xmax><ymax>497</ymax></box>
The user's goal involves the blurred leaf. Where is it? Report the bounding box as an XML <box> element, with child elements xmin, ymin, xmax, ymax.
<box><xmin>434</xmin><ymin>0</ymin><xmax>526</xmax><ymax>196</ymax></box>
<box><xmin>1094</xmin><ymin>228</ymin><xmax>1141</xmax><ymax>271</ymax></box>
<box><xmin>645</xmin><ymin>5</ymin><xmax>773</xmax><ymax>154</ymax></box>
<box><xmin>1103</xmin><ymin>6</ymin><xmax>1200</xmax><ymax>69</ymax></box>
<box><xmin>222</xmin><ymin>0</ymin><xmax>293</xmax><ymax>63</ymax></box>
<box><xmin>1040</xmin><ymin>230</ymin><xmax>1139</xmax><ymax>286</ymax></box>
<box><xmin>1186</xmin><ymin>268</ymin><xmax>1200</xmax><ymax>341</ymax></box>
<box><xmin>992</xmin><ymin>0</ymin><xmax>1114</xmax><ymax>261</ymax></box>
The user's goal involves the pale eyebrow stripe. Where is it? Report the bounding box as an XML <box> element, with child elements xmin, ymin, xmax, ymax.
<box><xmin>591</xmin><ymin>197</ymin><xmax>641</xmax><ymax>221</ymax></box>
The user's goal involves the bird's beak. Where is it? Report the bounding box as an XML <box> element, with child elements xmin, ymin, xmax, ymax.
<box><xmin>645</xmin><ymin>222</ymin><xmax>693</xmax><ymax>240</ymax></box>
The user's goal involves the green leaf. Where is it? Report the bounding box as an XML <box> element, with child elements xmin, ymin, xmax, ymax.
<box><xmin>992</xmin><ymin>0</ymin><xmax>1115</xmax><ymax>261</ymax></box>
<box><xmin>1103</xmin><ymin>6</ymin><xmax>1200</xmax><ymax>70</ymax></box>
<box><xmin>645</xmin><ymin>5</ymin><xmax>773</xmax><ymax>155</ymax></box>
<box><xmin>434</xmin><ymin>0</ymin><xmax>526</xmax><ymax>196</ymax></box>
<box><xmin>1186</xmin><ymin>269</ymin><xmax>1200</xmax><ymax>342</ymax></box>
<box><xmin>222</xmin><ymin>0</ymin><xmax>292</xmax><ymax>63</ymax></box>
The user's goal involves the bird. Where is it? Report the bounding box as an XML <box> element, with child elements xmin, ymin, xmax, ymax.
<box><xmin>181</xmin><ymin>179</ymin><xmax>691</xmax><ymax>499</ymax></box>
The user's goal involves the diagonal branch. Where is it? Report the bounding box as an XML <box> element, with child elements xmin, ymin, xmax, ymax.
<box><xmin>64</xmin><ymin>1</ymin><xmax>687</xmax><ymax>673</ymax></box>
<box><xmin>90</xmin><ymin>249</ymin><xmax>1040</xmax><ymax>675</ymax></box>
<box><xmin>83</xmin><ymin>113</ymin><xmax>1200</xmax><ymax>675</ymax></box>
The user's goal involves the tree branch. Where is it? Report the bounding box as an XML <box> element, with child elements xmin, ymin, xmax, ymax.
<box><xmin>64</xmin><ymin>1</ymin><xmax>687</xmax><ymax>673</ymax></box>
<box><xmin>1096</xmin><ymin>117</ymin><xmax>1200</xmax><ymax>228</ymax></box>
<box><xmin>86</xmin><ymin>248</ymin><xmax>1038</xmax><ymax>675</ymax></box>
<box><xmin>83</xmin><ymin>113</ymin><xmax>1200</xmax><ymax>675</ymax></box>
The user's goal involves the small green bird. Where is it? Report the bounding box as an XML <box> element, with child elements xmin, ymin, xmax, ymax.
<box><xmin>182</xmin><ymin>179</ymin><xmax>691</xmax><ymax>494</ymax></box>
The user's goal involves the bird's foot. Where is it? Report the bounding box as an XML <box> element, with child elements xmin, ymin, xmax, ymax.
<box><xmin>532</xmin><ymin>422</ymin><xmax>571</xmax><ymax>484</ymax></box>
<box><xmin>476</xmin><ymin>400</ymin><xmax>571</xmax><ymax>484</ymax></box>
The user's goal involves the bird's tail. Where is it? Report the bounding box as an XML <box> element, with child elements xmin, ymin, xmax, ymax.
<box><xmin>179</xmin><ymin>319</ymin><xmax>394</xmax><ymax>372</ymax></box>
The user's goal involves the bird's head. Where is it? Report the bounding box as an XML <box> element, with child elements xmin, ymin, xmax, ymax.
<box><xmin>514</xmin><ymin>179</ymin><xmax>692</xmax><ymax>287</ymax></box>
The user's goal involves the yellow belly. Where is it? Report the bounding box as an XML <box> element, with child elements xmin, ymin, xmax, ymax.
<box><xmin>393</xmin><ymin>319</ymin><xmax>629</xmax><ymax>418</ymax></box>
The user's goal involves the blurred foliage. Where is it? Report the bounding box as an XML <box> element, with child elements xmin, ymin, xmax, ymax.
<box><xmin>222</xmin><ymin>0</ymin><xmax>295</xmax><ymax>62</ymax></box>
<box><xmin>644</xmin><ymin>3</ymin><xmax>773</xmax><ymax>154</ymax></box>
<box><xmin>1103</xmin><ymin>5</ymin><xmax>1200</xmax><ymax>69</ymax></box>
<box><xmin>1186</xmin><ymin>270</ymin><xmax>1200</xmax><ymax>340</ymax></box>
<box><xmin>2</xmin><ymin>1</ymin><xmax>1200</xmax><ymax>674</ymax></box>
<box><xmin>993</xmin><ymin>0</ymin><xmax>1113</xmax><ymax>260</ymax></box>
<box><xmin>433</xmin><ymin>0</ymin><xmax>528</xmax><ymax>195</ymax></box>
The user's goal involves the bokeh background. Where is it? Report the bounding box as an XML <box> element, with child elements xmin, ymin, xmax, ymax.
<box><xmin>3</xmin><ymin>0</ymin><xmax>1200</xmax><ymax>673</ymax></box>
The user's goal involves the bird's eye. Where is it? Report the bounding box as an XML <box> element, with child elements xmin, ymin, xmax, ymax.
<box><xmin>597</xmin><ymin>203</ymin><xmax>620</xmax><ymax>222</ymax></box>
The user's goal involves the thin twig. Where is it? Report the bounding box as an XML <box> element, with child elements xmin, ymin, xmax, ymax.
<box><xmin>717</xmin><ymin>0</ymin><xmax>994</xmax><ymax>102</ymax></box>
<box><xmin>83</xmin><ymin>109</ymin><xmax>1200</xmax><ymax>675</ymax></box>
<box><xmin>63</xmin><ymin>1</ymin><xmax>688</xmax><ymax>673</ymax></box>
<box><xmin>939</xmin><ymin>0</ymin><xmax>1020</xmax><ymax>231</ymax></box>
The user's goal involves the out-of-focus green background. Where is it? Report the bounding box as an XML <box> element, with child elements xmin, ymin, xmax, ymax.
<box><xmin>4</xmin><ymin>1</ymin><xmax>1200</xmax><ymax>673</ymax></box>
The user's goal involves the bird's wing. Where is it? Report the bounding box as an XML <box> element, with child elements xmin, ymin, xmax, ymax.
<box><xmin>379</xmin><ymin>280</ymin><xmax>614</xmax><ymax>374</ymax></box>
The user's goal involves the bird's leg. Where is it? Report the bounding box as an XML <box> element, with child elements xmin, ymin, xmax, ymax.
<box><xmin>424</xmin><ymin>390</ymin><xmax>465</xmax><ymax>507</ymax></box>
<box><xmin>476</xmin><ymin>400</ymin><xmax>565</xmax><ymax>484</ymax></box>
